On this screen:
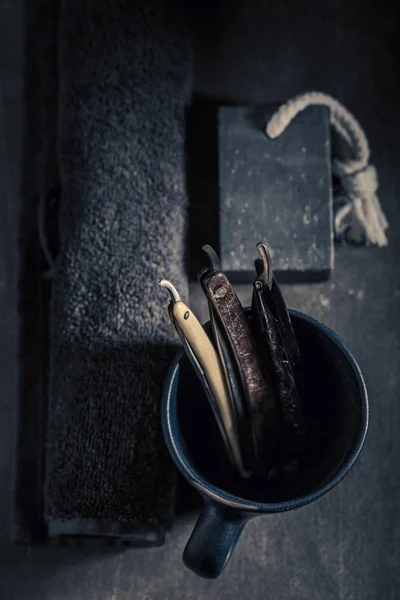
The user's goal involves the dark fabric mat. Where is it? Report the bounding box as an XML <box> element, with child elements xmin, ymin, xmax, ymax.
<box><xmin>44</xmin><ymin>0</ymin><xmax>192</xmax><ymax>540</ymax></box>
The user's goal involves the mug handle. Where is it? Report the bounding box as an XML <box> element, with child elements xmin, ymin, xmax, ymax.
<box><xmin>183</xmin><ymin>498</ymin><xmax>251</xmax><ymax>578</ymax></box>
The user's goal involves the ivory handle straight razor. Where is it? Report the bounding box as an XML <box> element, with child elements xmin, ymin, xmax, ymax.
<box><xmin>159</xmin><ymin>279</ymin><xmax>247</xmax><ymax>477</ymax></box>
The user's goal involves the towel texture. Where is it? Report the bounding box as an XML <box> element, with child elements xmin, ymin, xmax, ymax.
<box><xmin>45</xmin><ymin>0</ymin><xmax>192</xmax><ymax>542</ymax></box>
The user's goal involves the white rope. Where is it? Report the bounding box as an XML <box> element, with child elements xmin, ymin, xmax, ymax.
<box><xmin>266</xmin><ymin>91</ymin><xmax>388</xmax><ymax>246</ymax></box>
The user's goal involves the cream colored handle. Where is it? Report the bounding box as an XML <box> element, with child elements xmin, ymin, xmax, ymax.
<box><xmin>173</xmin><ymin>300</ymin><xmax>247</xmax><ymax>477</ymax></box>
<box><xmin>173</xmin><ymin>301</ymin><xmax>233</xmax><ymax>427</ymax></box>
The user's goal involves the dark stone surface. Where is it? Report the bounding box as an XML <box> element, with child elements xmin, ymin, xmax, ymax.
<box><xmin>1</xmin><ymin>0</ymin><xmax>400</xmax><ymax>598</ymax></box>
<box><xmin>219</xmin><ymin>105</ymin><xmax>333</xmax><ymax>282</ymax></box>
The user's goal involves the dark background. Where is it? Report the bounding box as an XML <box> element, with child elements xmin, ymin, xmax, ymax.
<box><xmin>1</xmin><ymin>0</ymin><xmax>400</xmax><ymax>598</ymax></box>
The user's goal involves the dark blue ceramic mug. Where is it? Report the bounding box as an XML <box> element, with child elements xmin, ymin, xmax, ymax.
<box><xmin>162</xmin><ymin>310</ymin><xmax>368</xmax><ymax>578</ymax></box>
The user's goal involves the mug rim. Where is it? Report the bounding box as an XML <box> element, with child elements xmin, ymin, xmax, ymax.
<box><xmin>162</xmin><ymin>309</ymin><xmax>369</xmax><ymax>513</ymax></box>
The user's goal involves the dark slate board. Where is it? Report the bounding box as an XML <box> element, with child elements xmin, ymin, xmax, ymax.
<box><xmin>219</xmin><ymin>105</ymin><xmax>334</xmax><ymax>282</ymax></box>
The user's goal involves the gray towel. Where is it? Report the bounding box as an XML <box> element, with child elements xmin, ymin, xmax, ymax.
<box><xmin>44</xmin><ymin>0</ymin><xmax>192</xmax><ymax>544</ymax></box>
